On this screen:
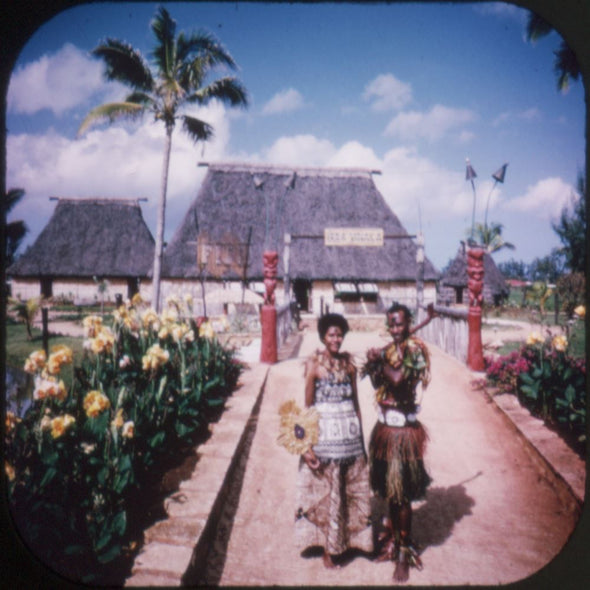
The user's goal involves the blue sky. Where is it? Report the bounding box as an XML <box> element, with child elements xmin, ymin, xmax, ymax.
<box><xmin>6</xmin><ymin>1</ymin><xmax>585</xmax><ymax>271</ymax></box>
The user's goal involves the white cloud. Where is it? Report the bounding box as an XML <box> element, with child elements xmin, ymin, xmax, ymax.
<box><xmin>384</xmin><ymin>104</ymin><xmax>476</xmax><ymax>142</ymax></box>
<box><xmin>261</xmin><ymin>88</ymin><xmax>305</xmax><ymax>115</ymax></box>
<box><xmin>327</xmin><ymin>141</ymin><xmax>382</xmax><ymax>170</ymax></box>
<box><xmin>262</xmin><ymin>134</ymin><xmax>336</xmax><ymax>166</ymax></box>
<box><xmin>7</xmin><ymin>43</ymin><xmax>116</xmax><ymax>116</ymax></box>
<box><xmin>7</xmin><ymin>101</ymin><xmax>233</xmax><ymax>243</ymax></box>
<box><xmin>493</xmin><ymin>107</ymin><xmax>542</xmax><ymax>126</ymax></box>
<box><xmin>363</xmin><ymin>73</ymin><xmax>412</xmax><ymax>112</ymax></box>
<box><xmin>503</xmin><ymin>177</ymin><xmax>576</xmax><ymax>219</ymax></box>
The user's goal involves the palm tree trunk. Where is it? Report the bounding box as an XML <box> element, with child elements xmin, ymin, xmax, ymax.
<box><xmin>152</xmin><ymin>126</ymin><xmax>173</xmax><ymax>312</ymax></box>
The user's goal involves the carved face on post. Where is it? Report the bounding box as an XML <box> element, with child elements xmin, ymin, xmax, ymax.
<box><xmin>467</xmin><ymin>248</ymin><xmax>484</xmax><ymax>307</ymax></box>
<box><xmin>263</xmin><ymin>250</ymin><xmax>279</xmax><ymax>305</ymax></box>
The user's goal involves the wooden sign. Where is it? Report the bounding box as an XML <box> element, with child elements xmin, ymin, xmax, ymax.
<box><xmin>324</xmin><ymin>227</ymin><xmax>384</xmax><ymax>247</ymax></box>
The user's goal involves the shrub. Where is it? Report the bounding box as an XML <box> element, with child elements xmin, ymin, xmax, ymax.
<box><xmin>4</xmin><ymin>294</ymin><xmax>243</xmax><ymax>583</ymax></box>
<box><xmin>485</xmin><ymin>328</ymin><xmax>586</xmax><ymax>450</ymax></box>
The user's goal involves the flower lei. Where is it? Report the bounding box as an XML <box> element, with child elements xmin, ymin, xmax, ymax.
<box><xmin>307</xmin><ymin>349</ymin><xmax>353</xmax><ymax>384</ymax></box>
<box><xmin>362</xmin><ymin>337</ymin><xmax>431</xmax><ymax>402</ymax></box>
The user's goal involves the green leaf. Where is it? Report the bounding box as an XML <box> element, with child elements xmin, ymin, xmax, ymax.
<box><xmin>149</xmin><ymin>431</ymin><xmax>166</xmax><ymax>448</ymax></box>
<box><xmin>97</xmin><ymin>543</ymin><xmax>122</xmax><ymax>564</ymax></box>
<box><xmin>40</xmin><ymin>467</ymin><xmax>57</xmax><ymax>487</ymax></box>
<box><xmin>113</xmin><ymin>510</ymin><xmax>127</xmax><ymax>536</ymax></box>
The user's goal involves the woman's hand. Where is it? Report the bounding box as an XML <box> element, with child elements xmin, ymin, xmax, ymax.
<box><xmin>303</xmin><ymin>449</ymin><xmax>321</xmax><ymax>471</ymax></box>
<box><xmin>367</xmin><ymin>347</ymin><xmax>382</xmax><ymax>362</ymax></box>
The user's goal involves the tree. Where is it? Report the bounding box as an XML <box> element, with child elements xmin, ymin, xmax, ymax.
<box><xmin>497</xmin><ymin>258</ymin><xmax>528</xmax><ymax>280</ymax></box>
<box><xmin>78</xmin><ymin>7</ymin><xmax>248</xmax><ymax>311</ymax></box>
<box><xmin>525</xmin><ymin>11</ymin><xmax>580</xmax><ymax>92</ymax></box>
<box><xmin>528</xmin><ymin>249</ymin><xmax>566</xmax><ymax>283</ymax></box>
<box><xmin>5</xmin><ymin>188</ymin><xmax>28</xmax><ymax>267</ymax></box>
<box><xmin>551</xmin><ymin>174</ymin><xmax>586</xmax><ymax>273</ymax></box>
<box><xmin>471</xmin><ymin>221</ymin><xmax>515</xmax><ymax>254</ymax></box>
<box><xmin>8</xmin><ymin>296</ymin><xmax>42</xmax><ymax>340</ymax></box>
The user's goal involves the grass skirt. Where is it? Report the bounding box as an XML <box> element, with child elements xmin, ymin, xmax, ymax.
<box><xmin>295</xmin><ymin>455</ymin><xmax>373</xmax><ymax>555</ymax></box>
<box><xmin>369</xmin><ymin>421</ymin><xmax>431</xmax><ymax>504</ymax></box>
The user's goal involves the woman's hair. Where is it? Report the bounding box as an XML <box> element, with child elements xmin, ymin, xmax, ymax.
<box><xmin>386</xmin><ymin>302</ymin><xmax>413</xmax><ymax>322</ymax></box>
<box><xmin>318</xmin><ymin>313</ymin><xmax>349</xmax><ymax>340</ymax></box>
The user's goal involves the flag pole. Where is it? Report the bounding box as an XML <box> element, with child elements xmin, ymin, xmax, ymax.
<box><xmin>466</xmin><ymin>158</ymin><xmax>477</xmax><ymax>242</ymax></box>
<box><xmin>484</xmin><ymin>163</ymin><xmax>508</xmax><ymax>231</ymax></box>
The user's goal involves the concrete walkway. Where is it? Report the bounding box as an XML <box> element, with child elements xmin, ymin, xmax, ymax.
<box><xmin>127</xmin><ymin>328</ymin><xmax>585</xmax><ymax>586</ymax></box>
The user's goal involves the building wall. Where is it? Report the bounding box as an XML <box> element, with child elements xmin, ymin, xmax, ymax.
<box><xmin>9</xmin><ymin>277</ymin><xmax>150</xmax><ymax>305</ymax></box>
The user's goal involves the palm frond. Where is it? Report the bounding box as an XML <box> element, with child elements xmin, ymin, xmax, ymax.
<box><xmin>77</xmin><ymin>102</ymin><xmax>145</xmax><ymax>136</ymax></box>
<box><xmin>554</xmin><ymin>41</ymin><xmax>580</xmax><ymax>92</ymax></box>
<box><xmin>187</xmin><ymin>77</ymin><xmax>249</xmax><ymax>107</ymax></box>
<box><xmin>179</xmin><ymin>30</ymin><xmax>237</xmax><ymax>70</ymax></box>
<box><xmin>5</xmin><ymin>188</ymin><xmax>25</xmax><ymax>213</ymax></box>
<box><xmin>125</xmin><ymin>91</ymin><xmax>156</xmax><ymax>106</ymax></box>
<box><xmin>182</xmin><ymin>115</ymin><xmax>214</xmax><ymax>142</ymax></box>
<box><xmin>151</xmin><ymin>6</ymin><xmax>177</xmax><ymax>76</ymax></box>
<box><xmin>93</xmin><ymin>39</ymin><xmax>153</xmax><ymax>91</ymax></box>
<box><xmin>525</xmin><ymin>11</ymin><xmax>553</xmax><ymax>42</ymax></box>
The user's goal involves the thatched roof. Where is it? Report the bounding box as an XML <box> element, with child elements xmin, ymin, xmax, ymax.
<box><xmin>8</xmin><ymin>198</ymin><xmax>155</xmax><ymax>278</ymax></box>
<box><xmin>440</xmin><ymin>242</ymin><xmax>508</xmax><ymax>296</ymax></box>
<box><xmin>162</xmin><ymin>163</ymin><xmax>439</xmax><ymax>282</ymax></box>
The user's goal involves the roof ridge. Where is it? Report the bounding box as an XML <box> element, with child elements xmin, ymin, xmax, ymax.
<box><xmin>51</xmin><ymin>197</ymin><xmax>146</xmax><ymax>206</ymax></box>
<box><xmin>199</xmin><ymin>161</ymin><xmax>381</xmax><ymax>177</ymax></box>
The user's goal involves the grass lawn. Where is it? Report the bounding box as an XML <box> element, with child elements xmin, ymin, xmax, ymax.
<box><xmin>5</xmin><ymin>319</ymin><xmax>85</xmax><ymax>371</ymax></box>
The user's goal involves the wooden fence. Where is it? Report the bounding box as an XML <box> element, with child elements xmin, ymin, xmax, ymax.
<box><xmin>416</xmin><ymin>305</ymin><xmax>469</xmax><ymax>363</ymax></box>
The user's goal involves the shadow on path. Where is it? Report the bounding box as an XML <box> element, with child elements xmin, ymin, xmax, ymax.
<box><xmin>413</xmin><ymin>472</ymin><xmax>481</xmax><ymax>550</ymax></box>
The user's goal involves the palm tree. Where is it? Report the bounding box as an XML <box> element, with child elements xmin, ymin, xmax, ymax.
<box><xmin>5</xmin><ymin>188</ymin><xmax>28</xmax><ymax>267</ymax></box>
<box><xmin>471</xmin><ymin>221</ymin><xmax>515</xmax><ymax>254</ymax></box>
<box><xmin>78</xmin><ymin>7</ymin><xmax>248</xmax><ymax>311</ymax></box>
<box><xmin>526</xmin><ymin>11</ymin><xmax>580</xmax><ymax>92</ymax></box>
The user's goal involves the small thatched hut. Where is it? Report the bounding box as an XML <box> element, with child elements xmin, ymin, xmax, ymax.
<box><xmin>8</xmin><ymin>198</ymin><xmax>155</xmax><ymax>303</ymax></box>
<box><xmin>161</xmin><ymin>162</ymin><xmax>439</xmax><ymax>316</ymax></box>
<box><xmin>438</xmin><ymin>242</ymin><xmax>509</xmax><ymax>306</ymax></box>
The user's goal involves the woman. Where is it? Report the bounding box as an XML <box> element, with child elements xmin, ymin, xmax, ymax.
<box><xmin>295</xmin><ymin>313</ymin><xmax>372</xmax><ymax>568</ymax></box>
<box><xmin>363</xmin><ymin>302</ymin><xmax>433</xmax><ymax>582</ymax></box>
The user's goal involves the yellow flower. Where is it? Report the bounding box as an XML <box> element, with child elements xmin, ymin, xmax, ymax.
<box><xmin>574</xmin><ymin>305</ymin><xmax>586</xmax><ymax>319</ymax></box>
<box><xmin>131</xmin><ymin>293</ymin><xmax>143</xmax><ymax>307</ymax></box>
<box><xmin>552</xmin><ymin>334</ymin><xmax>568</xmax><ymax>352</ymax></box>
<box><xmin>50</xmin><ymin>414</ymin><xmax>76</xmax><ymax>439</ymax></box>
<box><xmin>141</xmin><ymin>308</ymin><xmax>160</xmax><ymax>330</ymax></box>
<box><xmin>88</xmin><ymin>327</ymin><xmax>115</xmax><ymax>354</ymax></box>
<box><xmin>5</xmin><ymin>462</ymin><xmax>15</xmax><ymax>482</ymax></box>
<box><xmin>199</xmin><ymin>321</ymin><xmax>215</xmax><ymax>340</ymax></box>
<box><xmin>40</xmin><ymin>415</ymin><xmax>52</xmax><ymax>431</ymax></box>
<box><xmin>33</xmin><ymin>376</ymin><xmax>67</xmax><ymax>401</ymax></box>
<box><xmin>83</xmin><ymin>390</ymin><xmax>111</xmax><ymax>418</ymax></box>
<box><xmin>111</xmin><ymin>408</ymin><xmax>124</xmax><ymax>429</ymax></box>
<box><xmin>45</xmin><ymin>345</ymin><xmax>73</xmax><ymax>375</ymax></box>
<box><xmin>122</xmin><ymin>421</ymin><xmax>135</xmax><ymax>439</ymax></box>
<box><xmin>24</xmin><ymin>349</ymin><xmax>46</xmax><ymax>374</ymax></box>
<box><xmin>5</xmin><ymin>411</ymin><xmax>18</xmax><ymax>434</ymax></box>
<box><xmin>526</xmin><ymin>331</ymin><xmax>545</xmax><ymax>346</ymax></box>
<box><xmin>83</xmin><ymin>315</ymin><xmax>103</xmax><ymax>338</ymax></box>
<box><xmin>142</xmin><ymin>344</ymin><xmax>170</xmax><ymax>371</ymax></box>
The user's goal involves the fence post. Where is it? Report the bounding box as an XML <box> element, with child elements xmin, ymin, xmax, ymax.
<box><xmin>42</xmin><ymin>307</ymin><xmax>49</xmax><ymax>356</ymax></box>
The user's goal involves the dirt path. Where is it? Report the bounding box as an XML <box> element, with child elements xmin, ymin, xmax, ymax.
<box><xmin>215</xmin><ymin>330</ymin><xmax>579</xmax><ymax>586</ymax></box>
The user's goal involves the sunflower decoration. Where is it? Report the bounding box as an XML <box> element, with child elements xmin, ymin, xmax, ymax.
<box><xmin>277</xmin><ymin>400</ymin><xmax>319</xmax><ymax>455</ymax></box>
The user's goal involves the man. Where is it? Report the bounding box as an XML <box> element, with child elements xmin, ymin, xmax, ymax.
<box><xmin>364</xmin><ymin>303</ymin><xmax>434</xmax><ymax>582</ymax></box>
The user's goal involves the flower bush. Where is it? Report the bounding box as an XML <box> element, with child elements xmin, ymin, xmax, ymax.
<box><xmin>485</xmin><ymin>330</ymin><xmax>586</xmax><ymax>450</ymax></box>
<box><xmin>5</xmin><ymin>294</ymin><xmax>243</xmax><ymax>583</ymax></box>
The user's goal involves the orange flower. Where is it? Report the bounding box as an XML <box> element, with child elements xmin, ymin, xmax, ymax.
<box><xmin>50</xmin><ymin>414</ymin><xmax>76</xmax><ymax>439</ymax></box>
<box><xmin>122</xmin><ymin>421</ymin><xmax>135</xmax><ymax>439</ymax></box>
<box><xmin>24</xmin><ymin>349</ymin><xmax>46</xmax><ymax>374</ymax></box>
<box><xmin>83</xmin><ymin>390</ymin><xmax>111</xmax><ymax>418</ymax></box>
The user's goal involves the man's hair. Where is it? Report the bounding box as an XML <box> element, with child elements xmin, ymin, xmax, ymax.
<box><xmin>318</xmin><ymin>313</ymin><xmax>349</xmax><ymax>340</ymax></box>
<box><xmin>386</xmin><ymin>302</ymin><xmax>413</xmax><ymax>322</ymax></box>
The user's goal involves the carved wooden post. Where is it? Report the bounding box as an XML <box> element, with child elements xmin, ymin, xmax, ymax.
<box><xmin>466</xmin><ymin>246</ymin><xmax>485</xmax><ymax>371</ymax></box>
<box><xmin>260</xmin><ymin>250</ymin><xmax>279</xmax><ymax>363</ymax></box>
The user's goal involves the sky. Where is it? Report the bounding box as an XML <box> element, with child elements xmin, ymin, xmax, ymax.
<box><xmin>5</xmin><ymin>1</ymin><xmax>586</xmax><ymax>271</ymax></box>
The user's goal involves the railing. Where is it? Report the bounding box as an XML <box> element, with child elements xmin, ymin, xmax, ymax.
<box><xmin>276</xmin><ymin>301</ymin><xmax>293</xmax><ymax>348</ymax></box>
<box><xmin>416</xmin><ymin>304</ymin><xmax>468</xmax><ymax>363</ymax></box>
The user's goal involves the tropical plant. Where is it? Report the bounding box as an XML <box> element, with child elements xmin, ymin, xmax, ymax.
<box><xmin>8</xmin><ymin>295</ymin><xmax>42</xmax><ymax>339</ymax></box>
<box><xmin>524</xmin><ymin>281</ymin><xmax>553</xmax><ymax>319</ymax></box>
<box><xmin>526</xmin><ymin>11</ymin><xmax>581</xmax><ymax>92</ymax></box>
<box><xmin>551</xmin><ymin>174</ymin><xmax>586</xmax><ymax>273</ymax></box>
<box><xmin>486</xmin><ymin>330</ymin><xmax>586</xmax><ymax>452</ymax></box>
<box><xmin>5</xmin><ymin>294</ymin><xmax>243</xmax><ymax>583</ymax></box>
<box><xmin>470</xmin><ymin>221</ymin><xmax>515</xmax><ymax>254</ymax></box>
<box><xmin>78</xmin><ymin>7</ymin><xmax>249</xmax><ymax>312</ymax></box>
<box><xmin>4</xmin><ymin>188</ymin><xmax>28</xmax><ymax>266</ymax></box>
<box><xmin>556</xmin><ymin>272</ymin><xmax>586</xmax><ymax>318</ymax></box>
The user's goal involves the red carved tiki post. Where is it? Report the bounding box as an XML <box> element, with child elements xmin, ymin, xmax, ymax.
<box><xmin>466</xmin><ymin>246</ymin><xmax>485</xmax><ymax>371</ymax></box>
<box><xmin>260</xmin><ymin>250</ymin><xmax>279</xmax><ymax>363</ymax></box>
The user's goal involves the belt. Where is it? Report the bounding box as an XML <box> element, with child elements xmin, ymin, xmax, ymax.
<box><xmin>377</xmin><ymin>407</ymin><xmax>417</xmax><ymax>427</ymax></box>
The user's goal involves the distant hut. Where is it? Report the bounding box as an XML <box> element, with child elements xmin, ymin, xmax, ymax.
<box><xmin>438</xmin><ymin>242</ymin><xmax>509</xmax><ymax>306</ymax></box>
<box><xmin>8</xmin><ymin>198</ymin><xmax>155</xmax><ymax>304</ymax></box>
<box><xmin>161</xmin><ymin>162</ymin><xmax>439</xmax><ymax>316</ymax></box>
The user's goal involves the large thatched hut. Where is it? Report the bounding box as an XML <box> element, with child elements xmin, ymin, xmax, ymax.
<box><xmin>8</xmin><ymin>198</ymin><xmax>155</xmax><ymax>303</ymax></box>
<box><xmin>161</xmin><ymin>162</ymin><xmax>439</xmax><ymax>316</ymax></box>
<box><xmin>438</xmin><ymin>242</ymin><xmax>509</xmax><ymax>306</ymax></box>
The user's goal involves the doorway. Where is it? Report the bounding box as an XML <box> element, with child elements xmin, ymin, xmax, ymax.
<box><xmin>293</xmin><ymin>279</ymin><xmax>311</xmax><ymax>312</ymax></box>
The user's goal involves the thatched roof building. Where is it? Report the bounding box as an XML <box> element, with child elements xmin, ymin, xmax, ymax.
<box><xmin>162</xmin><ymin>163</ymin><xmax>439</xmax><ymax>315</ymax></box>
<box><xmin>8</xmin><ymin>198</ymin><xmax>154</xmax><ymax>302</ymax></box>
<box><xmin>438</xmin><ymin>242</ymin><xmax>509</xmax><ymax>306</ymax></box>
